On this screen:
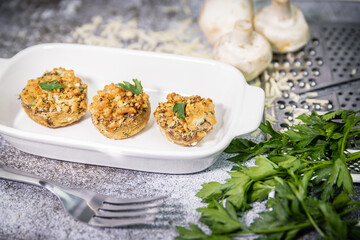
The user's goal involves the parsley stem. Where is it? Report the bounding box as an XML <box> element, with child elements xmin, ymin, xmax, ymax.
<box><xmin>339</xmin><ymin>202</ymin><xmax>360</xmax><ymax>217</ymax></box>
<box><xmin>245</xmin><ymin>202</ymin><xmax>360</xmax><ymax>236</ymax></box>
<box><xmin>341</xmin><ymin>117</ymin><xmax>360</xmax><ymax>160</ymax></box>
<box><xmin>245</xmin><ymin>203</ymin><xmax>360</xmax><ymax>236</ymax></box>
<box><xmin>348</xmin><ymin>129</ymin><xmax>360</xmax><ymax>134</ymax></box>
<box><xmin>346</xmin><ymin>152</ymin><xmax>360</xmax><ymax>162</ymax></box>
<box><xmin>302</xmin><ymin>159</ymin><xmax>330</xmax><ymax>164</ymax></box>
<box><xmin>243</xmin><ymin>202</ymin><xmax>360</xmax><ymax>235</ymax></box>
<box><xmin>290</xmin><ymin>183</ymin><xmax>326</xmax><ymax>238</ymax></box>
<box><xmin>299</xmin><ymin>161</ymin><xmax>332</xmax><ymax>173</ymax></box>
<box><xmin>248</xmin><ymin>222</ymin><xmax>312</xmax><ymax>234</ymax></box>
<box><xmin>302</xmin><ymin>202</ymin><xmax>325</xmax><ymax>237</ymax></box>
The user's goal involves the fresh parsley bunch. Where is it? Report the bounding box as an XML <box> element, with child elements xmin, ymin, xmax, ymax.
<box><xmin>177</xmin><ymin>110</ymin><xmax>360</xmax><ymax>240</ymax></box>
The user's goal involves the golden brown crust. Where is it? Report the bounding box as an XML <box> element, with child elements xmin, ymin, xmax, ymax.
<box><xmin>154</xmin><ymin>93</ymin><xmax>216</xmax><ymax>146</ymax></box>
<box><xmin>89</xmin><ymin>83</ymin><xmax>150</xmax><ymax>139</ymax></box>
<box><xmin>90</xmin><ymin>101</ymin><xmax>150</xmax><ymax>139</ymax></box>
<box><xmin>20</xmin><ymin>67</ymin><xmax>88</xmax><ymax>128</ymax></box>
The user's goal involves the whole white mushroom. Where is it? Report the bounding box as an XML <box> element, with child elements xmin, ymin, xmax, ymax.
<box><xmin>198</xmin><ymin>0</ymin><xmax>253</xmax><ymax>45</ymax></box>
<box><xmin>254</xmin><ymin>0</ymin><xmax>310</xmax><ymax>53</ymax></box>
<box><xmin>214</xmin><ymin>20</ymin><xmax>272</xmax><ymax>81</ymax></box>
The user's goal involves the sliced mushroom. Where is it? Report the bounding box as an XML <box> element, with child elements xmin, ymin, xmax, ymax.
<box><xmin>214</xmin><ymin>20</ymin><xmax>272</xmax><ymax>81</ymax></box>
<box><xmin>198</xmin><ymin>0</ymin><xmax>253</xmax><ymax>45</ymax></box>
<box><xmin>254</xmin><ymin>0</ymin><xmax>310</xmax><ymax>53</ymax></box>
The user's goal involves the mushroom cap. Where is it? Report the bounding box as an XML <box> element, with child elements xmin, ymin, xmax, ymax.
<box><xmin>91</xmin><ymin>100</ymin><xmax>151</xmax><ymax>140</ymax></box>
<box><xmin>214</xmin><ymin>26</ymin><xmax>272</xmax><ymax>81</ymax></box>
<box><xmin>198</xmin><ymin>0</ymin><xmax>253</xmax><ymax>45</ymax></box>
<box><xmin>254</xmin><ymin>4</ymin><xmax>310</xmax><ymax>53</ymax></box>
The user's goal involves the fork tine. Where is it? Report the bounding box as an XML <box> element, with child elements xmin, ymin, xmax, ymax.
<box><xmin>88</xmin><ymin>216</ymin><xmax>155</xmax><ymax>227</ymax></box>
<box><xmin>95</xmin><ymin>208</ymin><xmax>159</xmax><ymax>218</ymax></box>
<box><xmin>100</xmin><ymin>201</ymin><xmax>162</xmax><ymax>211</ymax></box>
<box><xmin>103</xmin><ymin>195</ymin><xmax>166</xmax><ymax>205</ymax></box>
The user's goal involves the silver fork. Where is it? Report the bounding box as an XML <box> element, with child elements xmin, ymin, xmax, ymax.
<box><xmin>0</xmin><ymin>165</ymin><xmax>165</xmax><ymax>227</ymax></box>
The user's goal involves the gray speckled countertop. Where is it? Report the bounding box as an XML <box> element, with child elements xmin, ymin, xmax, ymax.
<box><xmin>1</xmin><ymin>1</ymin><xmax>360</xmax><ymax>239</ymax></box>
<box><xmin>0</xmin><ymin>136</ymin><xmax>236</xmax><ymax>239</ymax></box>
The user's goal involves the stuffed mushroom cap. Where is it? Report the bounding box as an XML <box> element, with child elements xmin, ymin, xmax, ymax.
<box><xmin>20</xmin><ymin>67</ymin><xmax>88</xmax><ymax>128</ymax></box>
<box><xmin>154</xmin><ymin>92</ymin><xmax>216</xmax><ymax>146</ymax></box>
<box><xmin>89</xmin><ymin>80</ymin><xmax>150</xmax><ymax>139</ymax></box>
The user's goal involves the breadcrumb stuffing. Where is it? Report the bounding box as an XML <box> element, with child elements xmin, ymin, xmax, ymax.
<box><xmin>21</xmin><ymin>67</ymin><xmax>87</xmax><ymax>115</ymax></box>
<box><xmin>89</xmin><ymin>83</ymin><xmax>149</xmax><ymax>131</ymax></box>
<box><xmin>154</xmin><ymin>92</ymin><xmax>216</xmax><ymax>143</ymax></box>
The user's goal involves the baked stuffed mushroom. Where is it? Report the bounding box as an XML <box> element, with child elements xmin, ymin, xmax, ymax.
<box><xmin>89</xmin><ymin>79</ymin><xmax>150</xmax><ymax>139</ymax></box>
<box><xmin>154</xmin><ymin>92</ymin><xmax>216</xmax><ymax>146</ymax></box>
<box><xmin>20</xmin><ymin>67</ymin><xmax>88</xmax><ymax>128</ymax></box>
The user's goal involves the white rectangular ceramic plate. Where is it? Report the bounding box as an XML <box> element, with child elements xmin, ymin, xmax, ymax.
<box><xmin>0</xmin><ymin>43</ymin><xmax>264</xmax><ymax>174</ymax></box>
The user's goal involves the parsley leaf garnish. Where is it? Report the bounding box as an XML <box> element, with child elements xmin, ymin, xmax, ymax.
<box><xmin>173</xmin><ymin>102</ymin><xmax>186</xmax><ymax>119</ymax></box>
<box><xmin>177</xmin><ymin>110</ymin><xmax>360</xmax><ymax>239</ymax></box>
<box><xmin>116</xmin><ymin>79</ymin><xmax>143</xmax><ymax>95</ymax></box>
<box><xmin>39</xmin><ymin>80</ymin><xmax>66</xmax><ymax>91</ymax></box>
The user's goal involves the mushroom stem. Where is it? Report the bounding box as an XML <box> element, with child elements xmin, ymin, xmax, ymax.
<box><xmin>231</xmin><ymin>20</ymin><xmax>253</xmax><ymax>45</ymax></box>
<box><xmin>272</xmin><ymin>0</ymin><xmax>291</xmax><ymax>20</ymax></box>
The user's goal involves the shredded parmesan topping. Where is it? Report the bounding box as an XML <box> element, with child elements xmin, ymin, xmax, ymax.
<box><xmin>154</xmin><ymin>93</ymin><xmax>216</xmax><ymax>137</ymax></box>
<box><xmin>21</xmin><ymin>67</ymin><xmax>87</xmax><ymax>114</ymax></box>
<box><xmin>89</xmin><ymin>83</ymin><xmax>149</xmax><ymax>131</ymax></box>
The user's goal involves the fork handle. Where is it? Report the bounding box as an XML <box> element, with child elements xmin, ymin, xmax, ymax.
<box><xmin>0</xmin><ymin>165</ymin><xmax>46</xmax><ymax>188</ymax></box>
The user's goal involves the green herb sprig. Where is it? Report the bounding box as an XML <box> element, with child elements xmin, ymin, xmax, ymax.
<box><xmin>116</xmin><ymin>79</ymin><xmax>143</xmax><ymax>95</ymax></box>
<box><xmin>173</xmin><ymin>102</ymin><xmax>186</xmax><ymax>119</ymax></box>
<box><xmin>177</xmin><ymin>110</ymin><xmax>360</xmax><ymax>240</ymax></box>
<box><xmin>39</xmin><ymin>80</ymin><xmax>66</xmax><ymax>91</ymax></box>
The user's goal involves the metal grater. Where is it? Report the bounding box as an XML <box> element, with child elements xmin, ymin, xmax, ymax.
<box><xmin>272</xmin><ymin>81</ymin><xmax>360</xmax><ymax>130</ymax></box>
<box><xmin>266</xmin><ymin>23</ymin><xmax>360</xmax><ymax>95</ymax></box>
<box><xmin>263</xmin><ymin>22</ymin><xmax>360</xmax><ymax>173</ymax></box>
<box><xmin>264</xmin><ymin>21</ymin><xmax>360</xmax><ymax>129</ymax></box>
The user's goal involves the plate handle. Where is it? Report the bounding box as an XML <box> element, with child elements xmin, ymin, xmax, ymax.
<box><xmin>234</xmin><ymin>85</ymin><xmax>265</xmax><ymax>137</ymax></box>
